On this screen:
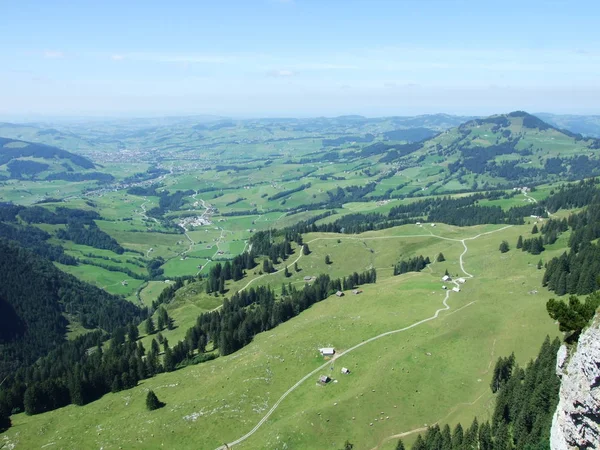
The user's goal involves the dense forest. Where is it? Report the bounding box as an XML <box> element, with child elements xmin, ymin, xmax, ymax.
<box><xmin>402</xmin><ymin>337</ymin><xmax>561</xmax><ymax>450</ymax></box>
<box><xmin>0</xmin><ymin>239</ymin><xmax>145</xmax><ymax>380</ymax></box>
<box><xmin>543</xmin><ymin>180</ymin><xmax>600</xmax><ymax>295</ymax></box>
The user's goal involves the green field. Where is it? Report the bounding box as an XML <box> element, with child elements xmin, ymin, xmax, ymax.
<box><xmin>5</xmin><ymin>222</ymin><xmax>562</xmax><ymax>449</ymax></box>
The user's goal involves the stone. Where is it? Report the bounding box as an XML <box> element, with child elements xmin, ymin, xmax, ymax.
<box><xmin>551</xmin><ymin>316</ymin><xmax>600</xmax><ymax>450</ymax></box>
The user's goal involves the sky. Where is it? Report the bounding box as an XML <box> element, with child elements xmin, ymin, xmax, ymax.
<box><xmin>1</xmin><ymin>0</ymin><xmax>599</xmax><ymax>119</ymax></box>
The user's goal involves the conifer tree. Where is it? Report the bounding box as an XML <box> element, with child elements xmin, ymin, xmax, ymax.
<box><xmin>532</xmin><ymin>224</ymin><xmax>539</xmax><ymax>234</ymax></box>
<box><xmin>437</xmin><ymin>252</ymin><xmax>445</xmax><ymax>262</ymax></box>
<box><xmin>325</xmin><ymin>255</ymin><xmax>331</xmax><ymax>265</ymax></box>
<box><xmin>146</xmin><ymin>390</ymin><xmax>164</xmax><ymax>411</ymax></box>
<box><xmin>303</xmin><ymin>244</ymin><xmax>310</xmax><ymax>255</ymax></box>
<box><xmin>516</xmin><ymin>235</ymin><xmax>523</xmax><ymax>249</ymax></box>
<box><xmin>145</xmin><ymin>316</ymin><xmax>155</xmax><ymax>335</ymax></box>
<box><xmin>499</xmin><ymin>240</ymin><xmax>510</xmax><ymax>253</ymax></box>
<box><xmin>395</xmin><ymin>439</ymin><xmax>405</xmax><ymax>450</ymax></box>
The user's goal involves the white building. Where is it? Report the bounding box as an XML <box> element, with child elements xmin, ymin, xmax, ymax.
<box><xmin>457</xmin><ymin>278</ymin><xmax>466</xmax><ymax>284</ymax></box>
<box><xmin>320</xmin><ymin>348</ymin><xmax>335</xmax><ymax>356</ymax></box>
<box><xmin>442</xmin><ymin>275</ymin><xmax>451</xmax><ymax>282</ymax></box>
<box><xmin>452</xmin><ymin>286</ymin><xmax>461</xmax><ymax>292</ymax></box>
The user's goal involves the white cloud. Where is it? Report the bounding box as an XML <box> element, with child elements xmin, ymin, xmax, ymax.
<box><xmin>43</xmin><ymin>51</ymin><xmax>64</xmax><ymax>59</ymax></box>
<box><xmin>267</xmin><ymin>69</ymin><xmax>296</xmax><ymax>77</ymax></box>
<box><xmin>111</xmin><ymin>54</ymin><xmax>125</xmax><ymax>61</ymax></box>
<box><xmin>127</xmin><ymin>52</ymin><xmax>231</xmax><ymax>64</ymax></box>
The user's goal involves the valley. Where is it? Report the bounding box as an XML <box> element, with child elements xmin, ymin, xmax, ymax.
<box><xmin>0</xmin><ymin>112</ymin><xmax>598</xmax><ymax>449</ymax></box>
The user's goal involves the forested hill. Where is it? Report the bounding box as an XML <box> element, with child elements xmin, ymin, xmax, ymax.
<box><xmin>384</xmin><ymin>111</ymin><xmax>600</xmax><ymax>189</ymax></box>
<box><xmin>0</xmin><ymin>137</ymin><xmax>114</xmax><ymax>182</ymax></box>
<box><xmin>0</xmin><ymin>239</ymin><xmax>145</xmax><ymax>379</ymax></box>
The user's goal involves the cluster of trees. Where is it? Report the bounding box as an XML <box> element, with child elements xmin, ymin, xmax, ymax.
<box><xmin>393</xmin><ymin>255</ymin><xmax>430</xmax><ymax>276</ymax></box>
<box><xmin>517</xmin><ymin>235</ymin><xmax>545</xmax><ymax>255</ymax></box>
<box><xmin>194</xmin><ymin>269</ymin><xmax>377</xmax><ymax>356</ymax></box>
<box><xmin>206</xmin><ymin>253</ymin><xmax>256</xmax><ymax>293</ymax></box>
<box><xmin>57</xmin><ymin>221</ymin><xmax>125</xmax><ymax>254</ymax></box>
<box><xmin>146</xmin><ymin>189</ymin><xmax>194</xmax><ymax>218</ymax></box>
<box><xmin>402</xmin><ymin>337</ymin><xmax>561</xmax><ymax>450</ymax></box>
<box><xmin>268</xmin><ymin>183</ymin><xmax>311</xmax><ymax>202</ymax></box>
<box><xmin>0</xmin><ymin>239</ymin><xmax>145</xmax><ymax>380</ymax></box>
<box><xmin>145</xmin><ymin>307</ymin><xmax>174</xmax><ymax>334</ymax></box>
<box><xmin>546</xmin><ymin>292</ymin><xmax>600</xmax><ymax>337</ymax></box>
<box><xmin>249</xmin><ymin>230</ymin><xmax>302</xmax><ymax>263</ymax></box>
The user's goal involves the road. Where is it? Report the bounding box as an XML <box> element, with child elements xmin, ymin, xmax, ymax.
<box><xmin>215</xmin><ymin>225</ymin><xmax>512</xmax><ymax>449</ymax></box>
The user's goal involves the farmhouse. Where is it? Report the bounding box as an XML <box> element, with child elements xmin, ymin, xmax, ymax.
<box><xmin>320</xmin><ymin>347</ymin><xmax>335</xmax><ymax>356</ymax></box>
<box><xmin>341</xmin><ymin>367</ymin><xmax>350</xmax><ymax>374</ymax></box>
<box><xmin>457</xmin><ymin>278</ymin><xmax>466</xmax><ymax>284</ymax></box>
<box><xmin>431</xmin><ymin>223</ymin><xmax>436</xmax><ymax>227</ymax></box>
<box><xmin>336</xmin><ymin>291</ymin><xmax>344</xmax><ymax>297</ymax></box>
<box><xmin>319</xmin><ymin>375</ymin><xmax>331</xmax><ymax>384</ymax></box>
<box><xmin>442</xmin><ymin>275</ymin><xmax>451</xmax><ymax>282</ymax></box>
<box><xmin>442</xmin><ymin>285</ymin><xmax>448</xmax><ymax>290</ymax></box>
<box><xmin>452</xmin><ymin>286</ymin><xmax>461</xmax><ymax>292</ymax></box>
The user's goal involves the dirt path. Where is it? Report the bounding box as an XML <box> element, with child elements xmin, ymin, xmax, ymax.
<box><xmin>215</xmin><ymin>225</ymin><xmax>511</xmax><ymax>449</ymax></box>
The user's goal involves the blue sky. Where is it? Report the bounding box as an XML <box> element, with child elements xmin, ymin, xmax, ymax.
<box><xmin>1</xmin><ymin>0</ymin><xmax>599</xmax><ymax>118</ymax></box>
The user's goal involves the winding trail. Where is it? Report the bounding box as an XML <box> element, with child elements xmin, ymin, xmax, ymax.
<box><xmin>216</xmin><ymin>225</ymin><xmax>512</xmax><ymax>449</ymax></box>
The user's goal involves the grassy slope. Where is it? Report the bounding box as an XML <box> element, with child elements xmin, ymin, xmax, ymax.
<box><xmin>4</xmin><ymin>222</ymin><xmax>562</xmax><ymax>450</ymax></box>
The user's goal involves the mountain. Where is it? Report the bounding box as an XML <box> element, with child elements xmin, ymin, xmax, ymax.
<box><xmin>385</xmin><ymin>111</ymin><xmax>600</xmax><ymax>192</ymax></box>
<box><xmin>0</xmin><ymin>137</ymin><xmax>112</xmax><ymax>182</ymax></box>
<box><xmin>536</xmin><ymin>113</ymin><xmax>600</xmax><ymax>138</ymax></box>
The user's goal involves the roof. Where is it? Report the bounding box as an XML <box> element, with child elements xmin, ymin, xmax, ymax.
<box><xmin>336</xmin><ymin>291</ymin><xmax>344</xmax><ymax>297</ymax></box>
<box><xmin>320</xmin><ymin>347</ymin><xmax>335</xmax><ymax>355</ymax></box>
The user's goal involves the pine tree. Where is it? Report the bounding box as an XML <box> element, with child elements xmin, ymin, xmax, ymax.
<box><xmin>294</xmin><ymin>262</ymin><xmax>299</xmax><ymax>272</ymax></box>
<box><xmin>145</xmin><ymin>317</ymin><xmax>155</xmax><ymax>335</ymax></box>
<box><xmin>284</xmin><ymin>266</ymin><xmax>291</xmax><ymax>277</ymax></box>
<box><xmin>163</xmin><ymin>347</ymin><xmax>175</xmax><ymax>372</ymax></box>
<box><xmin>532</xmin><ymin>224</ymin><xmax>539</xmax><ymax>234</ymax></box>
<box><xmin>437</xmin><ymin>252</ymin><xmax>445</xmax><ymax>262</ymax></box>
<box><xmin>395</xmin><ymin>439</ymin><xmax>405</xmax><ymax>450</ymax></box>
<box><xmin>325</xmin><ymin>255</ymin><xmax>331</xmax><ymax>265</ymax></box>
<box><xmin>340</xmin><ymin>441</ymin><xmax>353</xmax><ymax>450</ymax></box>
<box><xmin>537</xmin><ymin>259</ymin><xmax>543</xmax><ymax>270</ymax></box>
<box><xmin>452</xmin><ymin>423</ymin><xmax>464</xmax><ymax>449</ymax></box>
<box><xmin>499</xmin><ymin>241</ymin><xmax>510</xmax><ymax>253</ymax></box>
<box><xmin>517</xmin><ymin>235</ymin><xmax>523</xmax><ymax>249</ymax></box>
<box><xmin>127</xmin><ymin>323</ymin><xmax>139</xmax><ymax>342</ymax></box>
<box><xmin>412</xmin><ymin>435</ymin><xmax>427</xmax><ymax>450</ymax></box>
<box><xmin>146</xmin><ymin>390</ymin><xmax>164</xmax><ymax>411</ymax></box>
<box><xmin>303</xmin><ymin>244</ymin><xmax>310</xmax><ymax>255</ymax></box>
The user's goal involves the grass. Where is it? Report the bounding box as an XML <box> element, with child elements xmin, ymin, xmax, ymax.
<box><xmin>8</xmin><ymin>222</ymin><xmax>561</xmax><ymax>450</ymax></box>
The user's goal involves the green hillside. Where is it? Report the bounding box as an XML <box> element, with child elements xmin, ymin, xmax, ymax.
<box><xmin>383</xmin><ymin>112</ymin><xmax>600</xmax><ymax>194</ymax></box>
<box><xmin>0</xmin><ymin>137</ymin><xmax>113</xmax><ymax>182</ymax></box>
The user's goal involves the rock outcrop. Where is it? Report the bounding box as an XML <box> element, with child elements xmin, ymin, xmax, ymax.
<box><xmin>551</xmin><ymin>316</ymin><xmax>600</xmax><ymax>449</ymax></box>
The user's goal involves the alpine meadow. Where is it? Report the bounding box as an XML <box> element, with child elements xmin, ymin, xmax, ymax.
<box><xmin>1</xmin><ymin>1</ymin><xmax>600</xmax><ymax>449</ymax></box>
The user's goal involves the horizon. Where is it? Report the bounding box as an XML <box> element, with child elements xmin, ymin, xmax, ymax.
<box><xmin>1</xmin><ymin>110</ymin><xmax>599</xmax><ymax>126</ymax></box>
<box><xmin>2</xmin><ymin>0</ymin><xmax>600</xmax><ymax>118</ymax></box>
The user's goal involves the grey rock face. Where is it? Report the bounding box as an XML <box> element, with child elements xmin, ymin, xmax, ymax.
<box><xmin>551</xmin><ymin>319</ymin><xmax>600</xmax><ymax>450</ymax></box>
